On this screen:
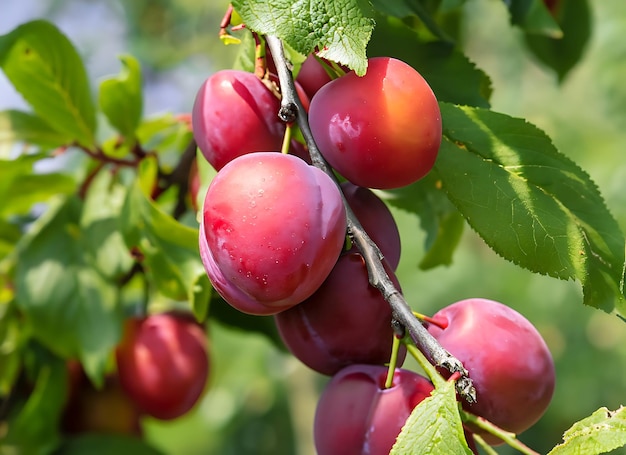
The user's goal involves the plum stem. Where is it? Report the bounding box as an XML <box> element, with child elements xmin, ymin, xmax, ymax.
<box><xmin>471</xmin><ymin>435</ymin><xmax>499</xmax><ymax>455</ymax></box>
<box><xmin>280</xmin><ymin>124</ymin><xmax>292</xmax><ymax>155</ymax></box>
<box><xmin>384</xmin><ymin>335</ymin><xmax>403</xmax><ymax>389</ymax></box>
<box><xmin>462</xmin><ymin>412</ymin><xmax>541</xmax><ymax>455</ymax></box>
<box><xmin>413</xmin><ymin>311</ymin><xmax>449</xmax><ymax>330</ymax></box>
<box><xmin>265</xmin><ymin>35</ymin><xmax>476</xmax><ymax>404</ymax></box>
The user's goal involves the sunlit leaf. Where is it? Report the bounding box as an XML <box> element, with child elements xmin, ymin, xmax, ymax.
<box><xmin>120</xmin><ymin>183</ymin><xmax>210</xmax><ymax>306</ymax></box>
<box><xmin>436</xmin><ymin>103</ymin><xmax>626</xmax><ymax>315</ymax></box>
<box><xmin>0</xmin><ymin>154</ymin><xmax>77</xmax><ymax>217</ymax></box>
<box><xmin>0</xmin><ymin>109</ymin><xmax>72</xmax><ymax>150</ymax></box>
<box><xmin>231</xmin><ymin>0</ymin><xmax>375</xmax><ymax>75</ymax></box>
<box><xmin>99</xmin><ymin>54</ymin><xmax>143</xmax><ymax>139</ymax></box>
<box><xmin>0</xmin><ymin>20</ymin><xmax>96</xmax><ymax>148</ymax></box>
<box><xmin>548</xmin><ymin>407</ymin><xmax>626</xmax><ymax>455</ymax></box>
<box><xmin>391</xmin><ymin>380</ymin><xmax>473</xmax><ymax>454</ymax></box>
<box><xmin>14</xmin><ymin>197</ymin><xmax>123</xmax><ymax>385</ymax></box>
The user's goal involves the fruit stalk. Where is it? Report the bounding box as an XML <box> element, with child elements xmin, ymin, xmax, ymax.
<box><xmin>463</xmin><ymin>413</ymin><xmax>541</xmax><ymax>455</ymax></box>
<box><xmin>265</xmin><ymin>35</ymin><xmax>475</xmax><ymax>403</ymax></box>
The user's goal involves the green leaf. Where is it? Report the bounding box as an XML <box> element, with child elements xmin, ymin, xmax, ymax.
<box><xmin>0</xmin><ymin>109</ymin><xmax>72</xmax><ymax>150</ymax></box>
<box><xmin>232</xmin><ymin>29</ymin><xmax>257</xmax><ymax>73</ymax></box>
<box><xmin>191</xmin><ymin>273</ymin><xmax>212</xmax><ymax>322</ymax></box>
<box><xmin>0</xmin><ymin>154</ymin><xmax>77</xmax><ymax>217</ymax></box>
<box><xmin>419</xmin><ymin>210</ymin><xmax>464</xmax><ymax>270</ymax></box>
<box><xmin>209</xmin><ymin>294</ymin><xmax>285</xmax><ymax>349</ymax></box>
<box><xmin>14</xmin><ymin>197</ymin><xmax>123</xmax><ymax>385</ymax></box>
<box><xmin>524</xmin><ymin>0</ymin><xmax>591</xmax><ymax>81</ymax></box>
<box><xmin>368</xmin><ymin>14</ymin><xmax>491</xmax><ymax>107</ymax></box>
<box><xmin>136</xmin><ymin>114</ymin><xmax>181</xmax><ymax>147</ymax></box>
<box><xmin>381</xmin><ymin>174</ymin><xmax>465</xmax><ymax>269</ymax></box>
<box><xmin>507</xmin><ymin>0</ymin><xmax>563</xmax><ymax>38</ymax></box>
<box><xmin>54</xmin><ymin>434</ymin><xmax>165</xmax><ymax>455</ymax></box>
<box><xmin>369</xmin><ymin>0</ymin><xmax>455</xmax><ymax>42</ymax></box>
<box><xmin>548</xmin><ymin>407</ymin><xmax>626</xmax><ymax>455</ymax></box>
<box><xmin>2</xmin><ymin>173</ymin><xmax>77</xmax><ymax>217</ymax></box>
<box><xmin>391</xmin><ymin>379</ymin><xmax>473</xmax><ymax>454</ymax></box>
<box><xmin>2</xmin><ymin>348</ymin><xmax>66</xmax><ymax>454</ymax></box>
<box><xmin>436</xmin><ymin>103</ymin><xmax>626</xmax><ymax>315</ymax></box>
<box><xmin>0</xmin><ymin>299</ymin><xmax>27</xmax><ymax>395</ymax></box>
<box><xmin>120</xmin><ymin>183</ymin><xmax>209</xmax><ymax>304</ymax></box>
<box><xmin>231</xmin><ymin>0</ymin><xmax>375</xmax><ymax>75</ymax></box>
<box><xmin>80</xmin><ymin>170</ymin><xmax>134</xmax><ymax>280</ymax></box>
<box><xmin>137</xmin><ymin>154</ymin><xmax>159</xmax><ymax>196</ymax></box>
<box><xmin>136</xmin><ymin>113</ymin><xmax>192</xmax><ymax>158</ymax></box>
<box><xmin>98</xmin><ymin>54</ymin><xmax>143</xmax><ymax>139</ymax></box>
<box><xmin>0</xmin><ymin>20</ymin><xmax>96</xmax><ymax>148</ymax></box>
<box><xmin>0</xmin><ymin>218</ymin><xmax>21</xmax><ymax>260</ymax></box>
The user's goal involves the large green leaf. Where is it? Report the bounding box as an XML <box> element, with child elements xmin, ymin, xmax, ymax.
<box><xmin>231</xmin><ymin>0</ymin><xmax>375</xmax><ymax>75</ymax></box>
<box><xmin>391</xmin><ymin>379</ymin><xmax>473</xmax><ymax>454</ymax></box>
<box><xmin>435</xmin><ymin>103</ymin><xmax>626</xmax><ymax>314</ymax></box>
<box><xmin>0</xmin><ymin>154</ymin><xmax>77</xmax><ymax>217</ymax></box>
<box><xmin>368</xmin><ymin>14</ymin><xmax>491</xmax><ymax>107</ymax></box>
<box><xmin>120</xmin><ymin>183</ymin><xmax>210</xmax><ymax>306</ymax></box>
<box><xmin>0</xmin><ymin>20</ymin><xmax>96</xmax><ymax>148</ymax></box>
<box><xmin>98</xmin><ymin>54</ymin><xmax>143</xmax><ymax>140</ymax></box>
<box><xmin>0</xmin><ymin>110</ymin><xmax>72</xmax><ymax>152</ymax></box>
<box><xmin>14</xmin><ymin>197</ymin><xmax>123</xmax><ymax>385</ymax></box>
<box><xmin>524</xmin><ymin>0</ymin><xmax>591</xmax><ymax>81</ymax></box>
<box><xmin>548</xmin><ymin>407</ymin><xmax>626</xmax><ymax>455</ymax></box>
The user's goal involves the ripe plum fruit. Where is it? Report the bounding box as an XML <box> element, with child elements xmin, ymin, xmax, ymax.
<box><xmin>200</xmin><ymin>152</ymin><xmax>347</xmax><ymax>315</ymax></box>
<box><xmin>309</xmin><ymin>57</ymin><xmax>441</xmax><ymax>189</ymax></box>
<box><xmin>192</xmin><ymin>69</ymin><xmax>284</xmax><ymax>171</ymax></box>
<box><xmin>427</xmin><ymin>298</ymin><xmax>555</xmax><ymax>444</ymax></box>
<box><xmin>295</xmin><ymin>54</ymin><xmax>333</xmax><ymax>99</ymax></box>
<box><xmin>115</xmin><ymin>313</ymin><xmax>209</xmax><ymax>420</ymax></box>
<box><xmin>341</xmin><ymin>182</ymin><xmax>401</xmax><ymax>270</ymax></box>
<box><xmin>192</xmin><ymin>70</ymin><xmax>311</xmax><ymax>171</ymax></box>
<box><xmin>314</xmin><ymin>364</ymin><xmax>434</xmax><ymax>455</ymax></box>
<box><xmin>275</xmin><ymin>252</ymin><xmax>406</xmax><ymax>375</ymax></box>
<box><xmin>62</xmin><ymin>361</ymin><xmax>143</xmax><ymax>436</ymax></box>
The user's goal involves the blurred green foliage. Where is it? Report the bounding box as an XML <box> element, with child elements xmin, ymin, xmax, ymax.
<box><xmin>2</xmin><ymin>0</ymin><xmax>626</xmax><ymax>454</ymax></box>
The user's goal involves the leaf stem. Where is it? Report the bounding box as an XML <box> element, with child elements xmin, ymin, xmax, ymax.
<box><xmin>461</xmin><ymin>411</ymin><xmax>540</xmax><ymax>455</ymax></box>
<box><xmin>265</xmin><ymin>35</ymin><xmax>475</xmax><ymax>404</ymax></box>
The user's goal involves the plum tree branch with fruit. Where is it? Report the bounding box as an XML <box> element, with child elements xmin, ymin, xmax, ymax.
<box><xmin>2</xmin><ymin>1</ymin><xmax>626</xmax><ymax>455</ymax></box>
<box><xmin>265</xmin><ymin>33</ymin><xmax>476</xmax><ymax>404</ymax></box>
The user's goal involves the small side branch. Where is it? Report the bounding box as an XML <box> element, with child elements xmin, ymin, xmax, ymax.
<box><xmin>265</xmin><ymin>35</ymin><xmax>475</xmax><ymax>403</ymax></box>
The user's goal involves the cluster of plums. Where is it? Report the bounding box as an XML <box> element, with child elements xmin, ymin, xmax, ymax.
<box><xmin>192</xmin><ymin>54</ymin><xmax>555</xmax><ymax>452</ymax></box>
<box><xmin>62</xmin><ymin>312</ymin><xmax>210</xmax><ymax>436</ymax></box>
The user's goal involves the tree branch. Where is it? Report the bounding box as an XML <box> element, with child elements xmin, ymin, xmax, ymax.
<box><xmin>265</xmin><ymin>35</ymin><xmax>476</xmax><ymax>403</ymax></box>
<box><xmin>151</xmin><ymin>137</ymin><xmax>197</xmax><ymax>218</ymax></box>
